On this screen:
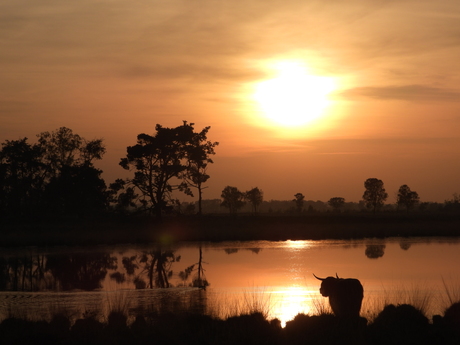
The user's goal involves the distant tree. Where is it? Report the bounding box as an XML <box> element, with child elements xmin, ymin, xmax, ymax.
<box><xmin>362</xmin><ymin>178</ymin><xmax>388</xmax><ymax>213</ymax></box>
<box><xmin>328</xmin><ymin>197</ymin><xmax>345</xmax><ymax>212</ymax></box>
<box><xmin>396</xmin><ymin>185</ymin><xmax>420</xmax><ymax>212</ymax></box>
<box><xmin>220</xmin><ymin>186</ymin><xmax>245</xmax><ymax>215</ymax></box>
<box><xmin>181</xmin><ymin>126</ymin><xmax>218</xmax><ymax>215</ymax></box>
<box><xmin>444</xmin><ymin>193</ymin><xmax>460</xmax><ymax>212</ymax></box>
<box><xmin>120</xmin><ymin>121</ymin><xmax>212</xmax><ymax>218</ymax></box>
<box><xmin>244</xmin><ymin>187</ymin><xmax>264</xmax><ymax>214</ymax></box>
<box><xmin>293</xmin><ymin>193</ymin><xmax>305</xmax><ymax>213</ymax></box>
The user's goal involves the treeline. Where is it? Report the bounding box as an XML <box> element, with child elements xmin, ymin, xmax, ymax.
<box><xmin>175</xmin><ymin>197</ymin><xmax>459</xmax><ymax>215</ymax></box>
<box><xmin>0</xmin><ymin>123</ymin><xmax>218</xmax><ymax>222</ymax></box>
<box><xmin>2</xmin><ymin>124</ymin><xmax>460</xmax><ymax>223</ymax></box>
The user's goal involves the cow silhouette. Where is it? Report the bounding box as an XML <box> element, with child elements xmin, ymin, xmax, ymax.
<box><xmin>314</xmin><ymin>274</ymin><xmax>364</xmax><ymax>318</ymax></box>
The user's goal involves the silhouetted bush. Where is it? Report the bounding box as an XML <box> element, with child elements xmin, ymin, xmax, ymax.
<box><xmin>284</xmin><ymin>313</ymin><xmax>366</xmax><ymax>345</ymax></box>
<box><xmin>367</xmin><ymin>304</ymin><xmax>431</xmax><ymax>345</ymax></box>
<box><xmin>3</xmin><ymin>304</ymin><xmax>460</xmax><ymax>345</ymax></box>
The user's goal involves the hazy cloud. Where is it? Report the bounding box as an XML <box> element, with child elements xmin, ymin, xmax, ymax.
<box><xmin>338</xmin><ymin>85</ymin><xmax>460</xmax><ymax>102</ymax></box>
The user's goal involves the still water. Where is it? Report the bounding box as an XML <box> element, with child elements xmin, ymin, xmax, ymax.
<box><xmin>1</xmin><ymin>237</ymin><xmax>459</xmax><ymax>326</ymax></box>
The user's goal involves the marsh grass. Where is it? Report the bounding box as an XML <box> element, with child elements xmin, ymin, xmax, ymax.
<box><xmin>361</xmin><ymin>283</ymin><xmax>435</xmax><ymax>321</ymax></box>
<box><xmin>309</xmin><ymin>293</ymin><xmax>332</xmax><ymax>316</ymax></box>
<box><xmin>210</xmin><ymin>287</ymin><xmax>274</xmax><ymax>320</ymax></box>
<box><xmin>104</xmin><ymin>290</ymin><xmax>131</xmax><ymax>317</ymax></box>
<box><xmin>440</xmin><ymin>276</ymin><xmax>460</xmax><ymax>311</ymax></box>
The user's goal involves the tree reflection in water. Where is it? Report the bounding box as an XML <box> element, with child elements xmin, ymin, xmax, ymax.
<box><xmin>0</xmin><ymin>254</ymin><xmax>47</xmax><ymax>291</ymax></box>
<box><xmin>122</xmin><ymin>247</ymin><xmax>179</xmax><ymax>288</ymax></box>
<box><xmin>46</xmin><ymin>253</ymin><xmax>117</xmax><ymax>291</ymax></box>
<box><xmin>0</xmin><ymin>252</ymin><xmax>117</xmax><ymax>291</ymax></box>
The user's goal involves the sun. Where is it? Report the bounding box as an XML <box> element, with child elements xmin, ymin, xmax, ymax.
<box><xmin>253</xmin><ymin>61</ymin><xmax>336</xmax><ymax>127</ymax></box>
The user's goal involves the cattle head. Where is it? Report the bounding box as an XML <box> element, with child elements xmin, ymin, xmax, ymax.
<box><xmin>313</xmin><ymin>274</ymin><xmax>364</xmax><ymax>318</ymax></box>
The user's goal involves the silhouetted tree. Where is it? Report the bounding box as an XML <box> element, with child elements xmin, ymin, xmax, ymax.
<box><xmin>328</xmin><ymin>197</ymin><xmax>345</xmax><ymax>212</ymax></box>
<box><xmin>396</xmin><ymin>185</ymin><xmax>419</xmax><ymax>212</ymax></box>
<box><xmin>244</xmin><ymin>187</ymin><xmax>264</xmax><ymax>214</ymax></box>
<box><xmin>220</xmin><ymin>186</ymin><xmax>245</xmax><ymax>215</ymax></box>
<box><xmin>0</xmin><ymin>138</ymin><xmax>46</xmax><ymax>217</ymax></box>
<box><xmin>107</xmin><ymin>179</ymin><xmax>138</xmax><ymax>214</ymax></box>
<box><xmin>362</xmin><ymin>178</ymin><xmax>388</xmax><ymax>213</ymax></box>
<box><xmin>120</xmin><ymin>121</ymin><xmax>215</xmax><ymax>218</ymax></box>
<box><xmin>293</xmin><ymin>193</ymin><xmax>305</xmax><ymax>213</ymax></box>
<box><xmin>181</xmin><ymin>127</ymin><xmax>218</xmax><ymax>215</ymax></box>
<box><xmin>45</xmin><ymin>165</ymin><xmax>107</xmax><ymax>216</ymax></box>
<box><xmin>37</xmin><ymin>127</ymin><xmax>105</xmax><ymax>177</ymax></box>
<box><xmin>0</xmin><ymin>128</ymin><xmax>106</xmax><ymax>219</ymax></box>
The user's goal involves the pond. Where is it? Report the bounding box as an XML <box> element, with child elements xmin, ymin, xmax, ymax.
<box><xmin>1</xmin><ymin>237</ymin><xmax>459</xmax><ymax>326</ymax></box>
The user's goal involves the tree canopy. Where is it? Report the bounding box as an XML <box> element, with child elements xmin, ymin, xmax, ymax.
<box><xmin>120</xmin><ymin>121</ymin><xmax>217</xmax><ymax>218</ymax></box>
<box><xmin>362</xmin><ymin>178</ymin><xmax>388</xmax><ymax>213</ymax></box>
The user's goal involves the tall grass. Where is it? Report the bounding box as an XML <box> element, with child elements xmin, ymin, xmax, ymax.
<box><xmin>104</xmin><ymin>290</ymin><xmax>131</xmax><ymax>316</ymax></box>
<box><xmin>308</xmin><ymin>294</ymin><xmax>332</xmax><ymax>316</ymax></box>
<box><xmin>210</xmin><ymin>287</ymin><xmax>274</xmax><ymax>320</ymax></box>
<box><xmin>361</xmin><ymin>283</ymin><xmax>434</xmax><ymax>321</ymax></box>
<box><xmin>440</xmin><ymin>276</ymin><xmax>460</xmax><ymax>310</ymax></box>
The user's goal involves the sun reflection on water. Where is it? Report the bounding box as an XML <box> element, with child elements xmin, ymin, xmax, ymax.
<box><xmin>269</xmin><ymin>285</ymin><xmax>318</xmax><ymax>327</ymax></box>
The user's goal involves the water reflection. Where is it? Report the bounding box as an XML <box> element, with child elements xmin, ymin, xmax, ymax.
<box><xmin>47</xmin><ymin>253</ymin><xmax>117</xmax><ymax>291</ymax></box>
<box><xmin>1</xmin><ymin>237</ymin><xmax>460</xmax><ymax>326</ymax></box>
<box><xmin>122</xmin><ymin>247</ymin><xmax>178</xmax><ymax>288</ymax></box>
<box><xmin>365</xmin><ymin>244</ymin><xmax>386</xmax><ymax>259</ymax></box>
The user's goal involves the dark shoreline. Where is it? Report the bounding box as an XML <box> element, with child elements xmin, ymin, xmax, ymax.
<box><xmin>2</xmin><ymin>213</ymin><xmax>460</xmax><ymax>247</ymax></box>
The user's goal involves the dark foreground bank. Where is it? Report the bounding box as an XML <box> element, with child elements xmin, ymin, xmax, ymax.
<box><xmin>1</xmin><ymin>302</ymin><xmax>460</xmax><ymax>345</ymax></box>
<box><xmin>2</xmin><ymin>213</ymin><xmax>460</xmax><ymax>247</ymax></box>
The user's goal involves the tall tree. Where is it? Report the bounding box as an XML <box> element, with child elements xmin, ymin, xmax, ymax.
<box><xmin>245</xmin><ymin>187</ymin><xmax>264</xmax><ymax>214</ymax></box>
<box><xmin>181</xmin><ymin>126</ymin><xmax>218</xmax><ymax>215</ymax></box>
<box><xmin>362</xmin><ymin>178</ymin><xmax>388</xmax><ymax>213</ymax></box>
<box><xmin>220</xmin><ymin>186</ymin><xmax>245</xmax><ymax>215</ymax></box>
<box><xmin>120</xmin><ymin>121</ymin><xmax>215</xmax><ymax>218</ymax></box>
<box><xmin>397</xmin><ymin>185</ymin><xmax>419</xmax><ymax>212</ymax></box>
<box><xmin>293</xmin><ymin>193</ymin><xmax>305</xmax><ymax>213</ymax></box>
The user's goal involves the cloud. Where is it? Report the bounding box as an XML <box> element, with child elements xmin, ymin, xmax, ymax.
<box><xmin>337</xmin><ymin>85</ymin><xmax>460</xmax><ymax>102</ymax></box>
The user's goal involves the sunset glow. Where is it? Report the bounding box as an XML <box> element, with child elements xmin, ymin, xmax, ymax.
<box><xmin>253</xmin><ymin>61</ymin><xmax>336</xmax><ymax>127</ymax></box>
<box><xmin>271</xmin><ymin>286</ymin><xmax>315</xmax><ymax>327</ymax></box>
<box><xmin>1</xmin><ymin>0</ymin><xmax>460</xmax><ymax>203</ymax></box>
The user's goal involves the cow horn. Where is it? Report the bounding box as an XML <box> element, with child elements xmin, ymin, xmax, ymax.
<box><xmin>313</xmin><ymin>273</ymin><xmax>325</xmax><ymax>281</ymax></box>
<box><xmin>336</xmin><ymin>273</ymin><xmax>340</xmax><ymax>279</ymax></box>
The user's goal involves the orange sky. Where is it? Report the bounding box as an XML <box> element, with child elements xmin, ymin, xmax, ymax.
<box><xmin>1</xmin><ymin>0</ymin><xmax>460</xmax><ymax>203</ymax></box>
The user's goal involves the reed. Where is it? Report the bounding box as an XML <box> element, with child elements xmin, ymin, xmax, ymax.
<box><xmin>440</xmin><ymin>276</ymin><xmax>460</xmax><ymax>310</ymax></box>
<box><xmin>104</xmin><ymin>290</ymin><xmax>131</xmax><ymax>316</ymax></box>
<box><xmin>211</xmin><ymin>287</ymin><xmax>274</xmax><ymax>320</ymax></box>
<box><xmin>309</xmin><ymin>294</ymin><xmax>332</xmax><ymax>316</ymax></box>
